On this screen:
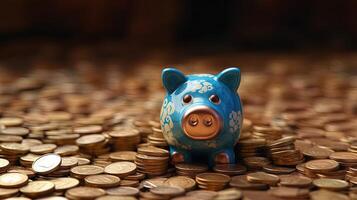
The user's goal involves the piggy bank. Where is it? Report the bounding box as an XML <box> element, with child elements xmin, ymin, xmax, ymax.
<box><xmin>160</xmin><ymin>67</ymin><xmax>243</xmax><ymax>166</ymax></box>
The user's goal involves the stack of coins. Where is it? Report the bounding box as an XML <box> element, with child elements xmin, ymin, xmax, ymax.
<box><xmin>135</xmin><ymin>146</ymin><xmax>170</xmax><ymax>176</ymax></box>
<box><xmin>243</xmin><ymin>156</ymin><xmax>271</xmax><ymax>170</ymax></box>
<box><xmin>236</xmin><ymin>138</ymin><xmax>266</xmax><ymax>158</ymax></box>
<box><xmin>246</xmin><ymin>172</ymin><xmax>280</xmax><ymax>186</ymax></box>
<box><xmin>251</xmin><ymin>125</ymin><xmax>283</xmax><ymax>141</ymax></box>
<box><xmin>133</xmin><ymin>119</ymin><xmax>155</xmax><ymax>143</ymax></box>
<box><xmin>196</xmin><ymin>173</ymin><xmax>231</xmax><ymax>191</ymax></box>
<box><xmin>147</xmin><ymin>127</ymin><xmax>168</xmax><ymax>147</ymax></box>
<box><xmin>109</xmin><ymin>127</ymin><xmax>141</xmax><ymax>151</ymax></box>
<box><xmin>267</xmin><ymin>136</ymin><xmax>304</xmax><ymax>166</ymax></box>
<box><xmin>0</xmin><ymin>143</ymin><xmax>29</xmax><ymax>164</ymax></box>
<box><xmin>175</xmin><ymin>163</ymin><xmax>208</xmax><ymax>178</ymax></box>
<box><xmin>303</xmin><ymin>159</ymin><xmax>343</xmax><ymax>179</ymax></box>
<box><xmin>329</xmin><ymin>151</ymin><xmax>357</xmax><ymax>167</ymax></box>
<box><xmin>76</xmin><ymin>134</ymin><xmax>109</xmax><ymax>156</ymax></box>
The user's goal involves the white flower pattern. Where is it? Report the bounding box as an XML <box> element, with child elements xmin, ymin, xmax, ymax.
<box><xmin>187</xmin><ymin>80</ymin><xmax>213</xmax><ymax>93</ymax></box>
<box><xmin>160</xmin><ymin>99</ymin><xmax>178</xmax><ymax>145</ymax></box>
<box><xmin>229</xmin><ymin>110</ymin><xmax>241</xmax><ymax>133</ymax></box>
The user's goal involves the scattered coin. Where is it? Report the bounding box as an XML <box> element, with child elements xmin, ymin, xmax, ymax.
<box><xmin>106</xmin><ymin>186</ymin><xmax>139</xmax><ymax>196</ymax></box>
<box><xmin>305</xmin><ymin>159</ymin><xmax>339</xmax><ymax>173</ymax></box>
<box><xmin>313</xmin><ymin>178</ymin><xmax>349</xmax><ymax>191</ymax></box>
<box><xmin>20</xmin><ymin>180</ymin><xmax>55</xmax><ymax>198</ymax></box>
<box><xmin>104</xmin><ymin>161</ymin><xmax>136</xmax><ymax>177</ymax></box>
<box><xmin>32</xmin><ymin>154</ymin><xmax>62</xmax><ymax>174</ymax></box>
<box><xmin>279</xmin><ymin>175</ymin><xmax>312</xmax><ymax>188</ymax></box>
<box><xmin>0</xmin><ymin>173</ymin><xmax>28</xmax><ymax>188</ymax></box>
<box><xmin>65</xmin><ymin>186</ymin><xmax>106</xmax><ymax>199</ymax></box>
<box><xmin>50</xmin><ymin>177</ymin><xmax>80</xmax><ymax>191</ymax></box>
<box><xmin>246</xmin><ymin>172</ymin><xmax>280</xmax><ymax>186</ymax></box>
<box><xmin>70</xmin><ymin>165</ymin><xmax>104</xmax><ymax>179</ymax></box>
<box><xmin>164</xmin><ymin>176</ymin><xmax>196</xmax><ymax>191</ymax></box>
<box><xmin>84</xmin><ymin>174</ymin><xmax>121</xmax><ymax>188</ymax></box>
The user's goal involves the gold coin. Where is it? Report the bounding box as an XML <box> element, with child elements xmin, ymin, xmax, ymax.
<box><xmin>60</xmin><ymin>157</ymin><xmax>78</xmax><ymax>169</ymax></box>
<box><xmin>279</xmin><ymin>175</ymin><xmax>312</xmax><ymax>187</ymax></box>
<box><xmin>30</xmin><ymin>144</ymin><xmax>57</xmax><ymax>154</ymax></box>
<box><xmin>0</xmin><ymin>117</ymin><xmax>23</xmax><ymax>126</ymax></box>
<box><xmin>142</xmin><ymin>178</ymin><xmax>168</xmax><ymax>189</ymax></box>
<box><xmin>269</xmin><ymin>187</ymin><xmax>309</xmax><ymax>198</ymax></box>
<box><xmin>109</xmin><ymin>151</ymin><xmax>137</xmax><ymax>162</ymax></box>
<box><xmin>313</xmin><ymin>178</ymin><xmax>349</xmax><ymax>191</ymax></box>
<box><xmin>262</xmin><ymin>165</ymin><xmax>296</xmax><ymax>174</ymax></box>
<box><xmin>0</xmin><ymin>135</ymin><xmax>22</xmax><ymax>143</ymax></box>
<box><xmin>54</xmin><ymin>145</ymin><xmax>79</xmax><ymax>156</ymax></box>
<box><xmin>76</xmin><ymin>134</ymin><xmax>106</xmax><ymax>146</ymax></box>
<box><xmin>20</xmin><ymin>180</ymin><xmax>55</xmax><ymax>198</ymax></box>
<box><xmin>7</xmin><ymin>167</ymin><xmax>35</xmax><ymax>178</ymax></box>
<box><xmin>150</xmin><ymin>186</ymin><xmax>185</xmax><ymax>197</ymax></box>
<box><xmin>216</xmin><ymin>188</ymin><xmax>243</xmax><ymax>200</ymax></box>
<box><xmin>0</xmin><ymin>188</ymin><xmax>19</xmax><ymax>199</ymax></box>
<box><xmin>32</xmin><ymin>153</ymin><xmax>62</xmax><ymax>174</ymax></box>
<box><xmin>137</xmin><ymin>146</ymin><xmax>169</xmax><ymax>157</ymax></box>
<box><xmin>0</xmin><ymin>172</ymin><xmax>28</xmax><ymax>188</ymax></box>
<box><xmin>104</xmin><ymin>162</ymin><xmax>136</xmax><ymax>177</ymax></box>
<box><xmin>77</xmin><ymin>158</ymin><xmax>91</xmax><ymax>166</ymax></box>
<box><xmin>0</xmin><ymin>158</ymin><xmax>10</xmax><ymax>171</ymax></box>
<box><xmin>164</xmin><ymin>176</ymin><xmax>196</xmax><ymax>191</ymax></box>
<box><xmin>246</xmin><ymin>172</ymin><xmax>280</xmax><ymax>186</ymax></box>
<box><xmin>329</xmin><ymin>152</ymin><xmax>357</xmax><ymax>163</ymax></box>
<box><xmin>196</xmin><ymin>173</ymin><xmax>231</xmax><ymax>183</ymax></box>
<box><xmin>74</xmin><ymin>125</ymin><xmax>103</xmax><ymax>135</ymax></box>
<box><xmin>302</xmin><ymin>146</ymin><xmax>334</xmax><ymax>159</ymax></box>
<box><xmin>0</xmin><ymin>143</ymin><xmax>29</xmax><ymax>154</ymax></box>
<box><xmin>1</xmin><ymin>127</ymin><xmax>29</xmax><ymax>136</ymax></box>
<box><xmin>85</xmin><ymin>174</ymin><xmax>121</xmax><ymax>188</ymax></box>
<box><xmin>229</xmin><ymin>175</ymin><xmax>268</xmax><ymax>190</ymax></box>
<box><xmin>106</xmin><ymin>186</ymin><xmax>139</xmax><ymax>196</ymax></box>
<box><xmin>213</xmin><ymin>164</ymin><xmax>247</xmax><ymax>175</ymax></box>
<box><xmin>50</xmin><ymin>177</ymin><xmax>80</xmax><ymax>191</ymax></box>
<box><xmin>305</xmin><ymin>159</ymin><xmax>339</xmax><ymax>173</ymax></box>
<box><xmin>70</xmin><ymin>165</ymin><xmax>104</xmax><ymax>178</ymax></box>
<box><xmin>65</xmin><ymin>186</ymin><xmax>106</xmax><ymax>199</ymax></box>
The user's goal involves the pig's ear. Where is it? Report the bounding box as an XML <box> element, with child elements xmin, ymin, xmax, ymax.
<box><xmin>216</xmin><ymin>67</ymin><xmax>241</xmax><ymax>92</ymax></box>
<box><xmin>162</xmin><ymin>68</ymin><xmax>187</xmax><ymax>94</ymax></box>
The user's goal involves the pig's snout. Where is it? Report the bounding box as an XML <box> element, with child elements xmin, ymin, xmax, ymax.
<box><xmin>182</xmin><ymin>105</ymin><xmax>221</xmax><ymax>140</ymax></box>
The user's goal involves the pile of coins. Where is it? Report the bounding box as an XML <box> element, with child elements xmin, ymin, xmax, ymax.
<box><xmin>0</xmin><ymin>54</ymin><xmax>354</xmax><ymax>200</ymax></box>
<box><xmin>135</xmin><ymin>146</ymin><xmax>170</xmax><ymax>176</ymax></box>
<box><xmin>267</xmin><ymin>136</ymin><xmax>304</xmax><ymax>166</ymax></box>
<box><xmin>147</xmin><ymin>127</ymin><xmax>168</xmax><ymax>147</ymax></box>
<box><xmin>108</xmin><ymin>128</ymin><xmax>141</xmax><ymax>151</ymax></box>
<box><xmin>76</xmin><ymin>134</ymin><xmax>109</xmax><ymax>156</ymax></box>
<box><xmin>175</xmin><ymin>163</ymin><xmax>208</xmax><ymax>178</ymax></box>
<box><xmin>196</xmin><ymin>173</ymin><xmax>231</xmax><ymax>191</ymax></box>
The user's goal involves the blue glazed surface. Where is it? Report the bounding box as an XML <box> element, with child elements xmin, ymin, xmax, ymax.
<box><xmin>160</xmin><ymin>68</ymin><xmax>243</xmax><ymax>165</ymax></box>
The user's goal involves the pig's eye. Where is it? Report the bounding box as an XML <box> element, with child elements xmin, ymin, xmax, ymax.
<box><xmin>209</xmin><ymin>94</ymin><xmax>220</xmax><ymax>104</ymax></box>
<box><xmin>183</xmin><ymin>94</ymin><xmax>192</xmax><ymax>104</ymax></box>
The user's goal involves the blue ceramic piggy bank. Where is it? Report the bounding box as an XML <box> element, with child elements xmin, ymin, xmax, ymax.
<box><xmin>160</xmin><ymin>67</ymin><xmax>243</xmax><ymax>166</ymax></box>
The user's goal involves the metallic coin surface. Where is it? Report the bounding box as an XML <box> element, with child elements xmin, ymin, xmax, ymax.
<box><xmin>0</xmin><ymin>173</ymin><xmax>28</xmax><ymax>188</ymax></box>
<box><xmin>32</xmin><ymin>154</ymin><xmax>62</xmax><ymax>174</ymax></box>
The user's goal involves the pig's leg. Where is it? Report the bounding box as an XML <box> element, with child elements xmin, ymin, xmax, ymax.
<box><xmin>211</xmin><ymin>148</ymin><xmax>236</xmax><ymax>164</ymax></box>
<box><xmin>169</xmin><ymin>146</ymin><xmax>192</xmax><ymax>164</ymax></box>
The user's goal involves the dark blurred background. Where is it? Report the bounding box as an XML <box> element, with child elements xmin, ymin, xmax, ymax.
<box><xmin>1</xmin><ymin>0</ymin><xmax>357</xmax><ymax>50</ymax></box>
<box><xmin>2</xmin><ymin>0</ymin><xmax>357</xmax><ymax>73</ymax></box>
